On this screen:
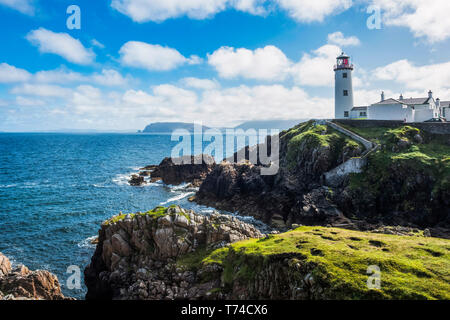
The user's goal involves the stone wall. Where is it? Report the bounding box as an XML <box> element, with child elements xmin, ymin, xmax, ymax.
<box><xmin>411</xmin><ymin>123</ymin><xmax>450</xmax><ymax>135</ymax></box>
<box><xmin>326</xmin><ymin>121</ymin><xmax>374</xmax><ymax>150</ymax></box>
<box><xmin>333</xmin><ymin>119</ymin><xmax>450</xmax><ymax>135</ymax></box>
<box><xmin>333</xmin><ymin>119</ymin><xmax>404</xmax><ymax>128</ymax></box>
<box><xmin>323</xmin><ymin>157</ymin><xmax>365</xmax><ymax>187</ymax></box>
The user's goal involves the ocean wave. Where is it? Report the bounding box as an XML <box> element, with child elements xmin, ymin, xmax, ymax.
<box><xmin>160</xmin><ymin>191</ymin><xmax>195</xmax><ymax>205</ymax></box>
<box><xmin>0</xmin><ymin>182</ymin><xmax>41</xmax><ymax>189</ymax></box>
<box><xmin>0</xmin><ymin>183</ymin><xmax>17</xmax><ymax>188</ymax></box>
<box><xmin>112</xmin><ymin>173</ymin><xmax>131</xmax><ymax>186</ymax></box>
<box><xmin>77</xmin><ymin>236</ymin><xmax>98</xmax><ymax>249</ymax></box>
<box><xmin>112</xmin><ymin>171</ymin><xmax>166</xmax><ymax>188</ymax></box>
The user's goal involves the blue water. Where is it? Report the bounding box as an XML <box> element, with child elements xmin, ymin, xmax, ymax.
<box><xmin>0</xmin><ymin>133</ymin><xmax>264</xmax><ymax>299</ymax></box>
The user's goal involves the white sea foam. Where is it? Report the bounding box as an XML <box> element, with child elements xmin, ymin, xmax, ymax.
<box><xmin>112</xmin><ymin>173</ymin><xmax>131</xmax><ymax>186</ymax></box>
<box><xmin>0</xmin><ymin>184</ymin><xmax>17</xmax><ymax>188</ymax></box>
<box><xmin>160</xmin><ymin>191</ymin><xmax>195</xmax><ymax>205</ymax></box>
<box><xmin>77</xmin><ymin>236</ymin><xmax>98</xmax><ymax>249</ymax></box>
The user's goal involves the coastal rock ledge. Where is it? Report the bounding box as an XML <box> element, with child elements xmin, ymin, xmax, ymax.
<box><xmin>0</xmin><ymin>253</ymin><xmax>71</xmax><ymax>300</ymax></box>
<box><xmin>85</xmin><ymin>205</ymin><xmax>450</xmax><ymax>300</ymax></box>
<box><xmin>84</xmin><ymin>205</ymin><xmax>263</xmax><ymax>300</ymax></box>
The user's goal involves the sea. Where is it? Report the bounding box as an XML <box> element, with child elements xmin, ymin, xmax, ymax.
<box><xmin>0</xmin><ymin>133</ymin><xmax>267</xmax><ymax>299</ymax></box>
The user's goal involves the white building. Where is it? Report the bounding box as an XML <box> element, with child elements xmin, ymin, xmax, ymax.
<box><xmin>334</xmin><ymin>53</ymin><xmax>447</xmax><ymax>122</ymax></box>
<box><xmin>439</xmin><ymin>100</ymin><xmax>450</xmax><ymax>121</ymax></box>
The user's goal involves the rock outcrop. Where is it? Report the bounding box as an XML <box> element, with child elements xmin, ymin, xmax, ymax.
<box><xmin>84</xmin><ymin>205</ymin><xmax>263</xmax><ymax>300</ymax></box>
<box><xmin>84</xmin><ymin>210</ymin><xmax>450</xmax><ymax>300</ymax></box>
<box><xmin>0</xmin><ymin>253</ymin><xmax>71</xmax><ymax>300</ymax></box>
<box><xmin>148</xmin><ymin>154</ymin><xmax>215</xmax><ymax>187</ymax></box>
<box><xmin>195</xmin><ymin>121</ymin><xmax>360</xmax><ymax>228</ymax></box>
<box><xmin>193</xmin><ymin>121</ymin><xmax>449</xmax><ymax>234</ymax></box>
<box><xmin>128</xmin><ymin>174</ymin><xmax>146</xmax><ymax>186</ymax></box>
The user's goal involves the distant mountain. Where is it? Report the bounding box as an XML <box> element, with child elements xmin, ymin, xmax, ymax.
<box><xmin>234</xmin><ymin>119</ymin><xmax>307</xmax><ymax>131</ymax></box>
<box><xmin>142</xmin><ymin>122</ymin><xmax>210</xmax><ymax>134</ymax></box>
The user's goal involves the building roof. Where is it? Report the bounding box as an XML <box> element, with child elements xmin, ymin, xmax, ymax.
<box><xmin>372</xmin><ymin>97</ymin><xmax>431</xmax><ymax>106</ymax></box>
<box><xmin>401</xmin><ymin>97</ymin><xmax>431</xmax><ymax>105</ymax></box>
<box><xmin>351</xmin><ymin>106</ymin><xmax>368</xmax><ymax>111</ymax></box>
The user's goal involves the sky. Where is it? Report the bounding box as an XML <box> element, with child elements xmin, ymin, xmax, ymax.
<box><xmin>1</xmin><ymin>0</ymin><xmax>450</xmax><ymax>131</ymax></box>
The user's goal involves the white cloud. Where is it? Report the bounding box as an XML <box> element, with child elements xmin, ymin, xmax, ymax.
<box><xmin>374</xmin><ymin>59</ymin><xmax>450</xmax><ymax>91</ymax></box>
<box><xmin>208</xmin><ymin>44</ymin><xmax>347</xmax><ymax>87</ymax></box>
<box><xmin>29</xmin><ymin>67</ymin><xmax>129</xmax><ymax>86</ymax></box>
<box><xmin>291</xmin><ymin>44</ymin><xmax>342</xmax><ymax>86</ymax></box>
<box><xmin>15</xmin><ymin>96</ymin><xmax>46</xmax><ymax>107</ymax></box>
<box><xmin>373</xmin><ymin>0</ymin><xmax>450</xmax><ymax>43</ymax></box>
<box><xmin>26</xmin><ymin>28</ymin><xmax>95</xmax><ymax>65</ymax></box>
<box><xmin>34</xmin><ymin>68</ymin><xmax>86</xmax><ymax>84</ymax></box>
<box><xmin>208</xmin><ymin>45</ymin><xmax>291</xmax><ymax>80</ymax></box>
<box><xmin>4</xmin><ymin>81</ymin><xmax>332</xmax><ymax>129</ymax></box>
<box><xmin>111</xmin><ymin>0</ymin><xmax>350</xmax><ymax>23</ymax></box>
<box><xmin>0</xmin><ymin>0</ymin><xmax>34</xmax><ymax>15</ymax></box>
<box><xmin>275</xmin><ymin>0</ymin><xmax>352</xmax><ymax>22</ymax></box>
<box><xmin>119</xmin><ymin>41</ymin><xmax>198</xmax><ymax>71</ymax></box>
<box><xmin>111</xmin><ymin>0</ymin><xmax>229</xmax><ymax>22</ymax></box>
<box><xmin>10</xmin><ymin>83</ymin><xmax>72</xmax><ymax>97</ymax></box>
<box><xmin>327</xmin><ymin>31</ymin><xmax>360</xmax><ymax>47</ymax></box>
<box><xmin>0</xmin><ymin>63</ymin><xmax>31</xmax><ymax>83</ymax></box>
<box><xmin>91</xmin><ymin>69</ymin><xmax>129</xmax><ymax>86</ymax></box>
<box><xmin>233</xmin><ymin>0</ymin><xmax>268</xmax><ymax>15</ymax></box>
<box><xmin>181</xmin><ymin>77</ymin><xmax>220</xmax><ymax>90</ymax></box>
<box><xmin>91</xmin><ymin>39</ymin><xmax>105</xmax><ymax>49</ymax></box>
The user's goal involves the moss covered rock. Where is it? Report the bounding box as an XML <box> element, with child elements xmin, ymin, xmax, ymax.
<box><xmin>183</xmin><ymin>226</ymin><xmax>450</xmax><ymax>300</ymax></box>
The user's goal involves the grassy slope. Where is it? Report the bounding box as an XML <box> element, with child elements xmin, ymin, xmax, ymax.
<box><xmin>179</xmin><ymin>226</ymin><xmax>450</xmax><ymax>300</ymax></box>
<box><xmin>283</xmin><ymin>121</ymin><xmax>363</xmax><ymax>171</ymax></box>
<box><xmin>340</xmin><ymin>124</ymin><xmax>450</xmax><ymax>203</ymax></box>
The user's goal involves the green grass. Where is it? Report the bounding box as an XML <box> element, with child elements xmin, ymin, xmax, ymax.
<box><xmin>341</xmin><ymin>124</ymin><xmax>450</xmax><ymax>202</ymax></box>
<box><xmin>335</xmin><ymin>124</ymin><xmax>392</xmax><ymax>144</ymax></box>
<box><xmin>103</xmin><ymin>205</ymin><xmax>191</xmax><ymax>226</ymax></box>
<box><xmin>180</xmin><ymin>226</ymin><xmax>450</xmax><ymax>299</ymax></box>
<box><xmin>284</xmin><ymin>121</ymin><xmax>364</xmax><ymax>171</ymax></box>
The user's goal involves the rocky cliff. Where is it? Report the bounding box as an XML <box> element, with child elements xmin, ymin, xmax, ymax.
<box><xmin>195</xmin><ymin>121</ymin><xmax>362</xmax><ymax>229</ymax></box>
<box><xmin>192</xmin><ymin>121</ymin><xmax>450</xmax><ymax>234</ymax></box>
<box><xmin>0</xmin><ymin>253</ymin><xmax>71</xmax><ymax>300</ymax></box>
<box><xmin>84</xmin><ymin>206</ymin><xmax>450</xmax><ymax>300</ymax></box>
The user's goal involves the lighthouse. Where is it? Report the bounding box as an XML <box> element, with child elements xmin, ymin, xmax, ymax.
<box><xmin>334</xmin><ymin>52</ymin><xmax>354</xmax><ymax>119</ymax></box>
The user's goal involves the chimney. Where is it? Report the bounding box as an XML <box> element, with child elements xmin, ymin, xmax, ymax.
<box><xmin>381</xmin><ymin>91</ymin><xmax>385</xmax><ymax>101</ymax></box>
<box><xmin>399</xmin><ymin>93</ymin><xmax>403</xmax><ymax>100</ymax></box>
<box><xmin>428</xmin><ymin>90</ymin><xmax>433</xmax><ymax>99</ymax></box>
<box><xmin>436</xmin><ymin>98</ymin><xmax>441</xmax><ymax>107</ymax></box>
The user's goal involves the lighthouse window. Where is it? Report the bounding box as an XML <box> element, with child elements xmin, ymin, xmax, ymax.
<box><xmin>344</xmin><ymin>111</ymin><xmax>349</xmax><ymax>117</ymax></box>
<box><xmin>343</xmin><ymin>73</ymin><xmax>347</xmax><ymax>78</ymax></box>
<box><xmin>343</xmin><ymin>90</ymin><xmax>348</xmax><ymax>96</ymax></box>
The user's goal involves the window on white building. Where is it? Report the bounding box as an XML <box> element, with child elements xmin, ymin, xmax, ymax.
<box><xmin>343</xmin><ymin>90</ymin><xmax>348</xmax><ymax>96</ymax></box>
<box><xmin>344</xmin><ymin>111</ymin><xmax>349</xmax><ymax>117</ymax></box>
<box><xmin>343</xmin><ymin>73</ymin><xmax>347</xmax><ymax>78</ymax></box>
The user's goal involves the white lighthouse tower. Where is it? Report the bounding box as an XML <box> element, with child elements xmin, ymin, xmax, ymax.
<box><xmin>334</xmin><ymin>52</ymin><xmax>354</xmax><ymax>119</ymax></box>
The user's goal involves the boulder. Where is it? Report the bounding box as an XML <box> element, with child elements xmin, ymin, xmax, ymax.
<box><xmin>128</xmin><ymin>174</ymin><xmax>146</xmax><ymax>186</ymax></box>
<box><xmin>148</xmin><ymin>154</ymin><xmax>215</xmax><ymax>187</ymax></box>
<box><xmin>0</xmin><ymin>253</ymin><xmax>72</xmax><ymax>300</ymax></box>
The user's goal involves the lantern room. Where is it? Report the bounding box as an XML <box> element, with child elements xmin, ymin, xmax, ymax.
<box><xmin>334</xmin><ymin>52</ymin><xmax>354</xmax><ymax>71</ymax></box>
